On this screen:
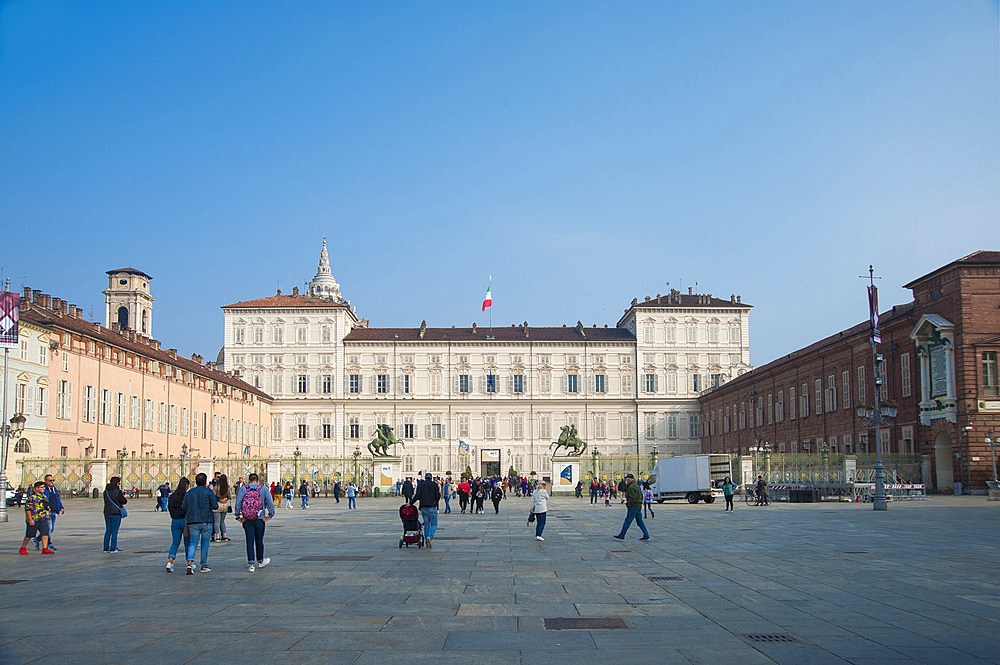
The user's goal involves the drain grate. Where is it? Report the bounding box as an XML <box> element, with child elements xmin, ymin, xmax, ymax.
<box><xmin>740</xmin><ymin>634</ymin><xmax>801</xmax><ymax>644</ymax></box>
<box><xmin>132</xmin><ymin>551</ymin><xmax>164</xmax><ymax>554</ymax></box>
<box><xmin>647</xmin><ymin>576</ymin><xmax>683</xmax><ymax>581</ymax></box>
<box><xmin>610</xmin><ymin>550</ymin><xmax>632</xmax><ymax>553</ymax></box>
<box><xmin>544</xmin><ymin>617</ymin><xmax>631</xmax><ymax>630</ymax></box>
<box><xmin>0</xmin><ymin>579</ymin><xmax>28</xmax><ymax>585</ymax></box>
<box><xmin>297</xmin><ymin>555</ymin><xmax>373</xmax><ymax>561</ymax></box>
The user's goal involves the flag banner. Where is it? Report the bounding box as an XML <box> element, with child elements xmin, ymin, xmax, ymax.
<box><xmin>868</xmin><ymin>285</ymin><xmax>880</xmax><ymax>344</ymax></box>
<box><xmin>481</xmin><ymin>282</ymin><xmax>492</xmax><ymax>312</ymax></box>
<box><xmin>458</xmin><ymin>438</ymin><xmax>471</xmax><ymax>451</ymax></box>
<box><xmin>0</xmin><ymin>291</ymin><xmax>19</xmax><ymax>349</ymax></box>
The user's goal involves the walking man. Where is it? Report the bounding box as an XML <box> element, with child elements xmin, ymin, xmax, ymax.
<box><xmin>299</xmin><ymin>480</ymin><xmax>309</xmax><ymax>509</ymax></box>
<box><xmin>333</xmin><ymin>479</ymin><xmax>341</xmax><ymax>504</ymax></box>
<box><xmin>410</xmin><ymin>472</ymin><xmax>441</xmax><ymax>548</ymax></box>
<box><xmin>182</xmin><ymin>472</ymin><xmax>219</xmax><ymax>574</ymax></box>
<box><xmin>401</xmin><ymin>477</ymin><xmax>415</xmax><ymax>504</ymax></box>
<box><xmin>590</xmin><ymin>478</ymin><xmax>600</xmax><ymax>504</ymax></box>
<box><xmin>19</xmin><ymin>481</ymin><xmax>54</xmax><ymax>555</ymax></box>
<box><xmin>33</xmin><ymin>475</ymin><xmax>63</xmax><ymax>551</ymax></box>
<box><xmin>157</xmin><ymin>482</ymin><xmax>171</xmax><ymax>512</ymax></box>
<box><xmin>755</xmin><ymin>475</ymin><xmax>768</xmax><ymax>506</ymax></box>
<box><xmin>490</xmin><ymin>483</ymin><xmax>504</xmax><ymax>514</ymax></box>
<box><xmin>235</xmin><ymin>472</ymin><xmax>275</xmax><ymax>573</ymax></box>
<box><xmin>613</xmin><ymin>474</ymin><xmax>649</xmax><ymax>541</ymax></box>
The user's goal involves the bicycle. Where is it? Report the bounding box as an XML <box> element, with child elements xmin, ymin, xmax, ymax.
<box><xmin>744</xmin><ymin>487</ymin><xmax>771</xmax><ymax>506</ymax></box>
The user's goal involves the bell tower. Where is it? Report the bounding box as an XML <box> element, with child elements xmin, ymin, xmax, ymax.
<box><xmin>103</xmin><ymin>268</ymin><xmax>154</xmax><ymax>335</ymax></box>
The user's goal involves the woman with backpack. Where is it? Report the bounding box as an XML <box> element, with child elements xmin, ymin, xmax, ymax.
<box><xmin>235</xmin><ymin>472</ymin><xmax>275</xmax><ymax>573</ymax></box>
<box><xmin>165</xmin><ymin>477</ymin><xmax>190</xmax><ymax>572</ymax></box>
<box><xmin>213</xmin><ymin>474</ymin><xmax>231</xmax><ymax>542</ymax></box>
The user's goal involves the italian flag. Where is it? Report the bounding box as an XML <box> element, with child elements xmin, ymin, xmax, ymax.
<box><xmin>482</xmin><ymin>280</ymin><xmax>492</xmax><ymax>312</ymax></box>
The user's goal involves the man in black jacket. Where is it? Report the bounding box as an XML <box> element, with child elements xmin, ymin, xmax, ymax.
<box><xmin>410</xmin><ymin>473</ymin><xmax>441</xmax><ymax>548</ymax></box>
<box><xmin>401</xmin><ymin>478</ymin><xmax>415</xmax><ymax>503</ymax></box>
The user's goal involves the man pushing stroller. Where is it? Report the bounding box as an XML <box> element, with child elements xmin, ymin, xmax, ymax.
<box><xmin>410</xmin><ymin>473</ymin><xmax>441</xmax><ymax>549</ymax></box>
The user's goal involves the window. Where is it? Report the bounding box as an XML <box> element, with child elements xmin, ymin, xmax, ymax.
<box><xmin>484</xmin><ymin>414</ymin><xmax>497</xmax><ymax>439</ymax></box>
<box><xmin>665</xmin><ymin>325</ymin><xmax>676</xmax><ymax>343</ymax></box>
<box><xmin>644</xmin><ymin>373</ymin><xmax>658</xmax><ymax>393</ymax></box>
<box><xmin>767</xmin><ymin>394</ymin><xmax>773</xmax><ymax>424</ymax></box>
<box><xmin>594</xmin><ymin>374</ymin><xmax>606</xmax><ymax>393</ymax></box>
<box><xmin>984</xmin><ymin>352</ymin><xmax>999</xmax><ymax>397</ymax></box>
<box><xmin>57</xmin><ymin>380</ymin><xmax>71</xmax><ymax>420</ymax></box>
<box><xmin>429</xmin><ymin>354</ymin><xmax>441</xmax><ymax>364</ymax></box>
<box><xmin>169</xmin><ymin>405</ymin><xmax>178</xmax><ymax>434</ymax></box>
<box><xmin>485</xmin><ymin>373</ymin><xmax>497</xmax><ymax>393</ymax></box>
<box><xmin>14</xmin><ymin>383</ymin><xmax>25</xmax><ymax>415</ymax></box>
<box><xmin>181</xmin><ymin>407</ymin><xmax>189</xmax><ymax>436</ymax></box>
<box><xmin>272</xmin><ymin>326</ymin><xmax>284</xmax><ymax>344</ymax></box>
<box><xmin>512</xmin><ymin>414</ymin><xmax>524</xmax><ymax>439</ymax></box>
<box><xmin>666</xmin><ymin>414</ymin><xmax>677</xmax><ymax>438</ymax></box>
<box><xmin>158</xmin><ymin>403</ymin><xmax>167</xmax><ymax>433</ymax></box>
<box><xmin>115</xmin><ymin>393</ymin><xmax>126</xmax><ymax>427</ymax></box>
<box><xmin>901</xmin><ymin>353</ymin><xmax>912</xmax><ymax>397</ymax></box>
<box><xmin>202</xmin><ymin>412</ymin><xmax>208</xmax><ymax>439</ymax></box>
<box><xmin>756</xmin><ymin>398</ymin><xmax>763</xmax><ymax>426</ymax></box>
<box><xmin>321</xmin><ymin>326</ymin><xmax>331</xmax><ymax>343</ymax></box>
<box><xmin>776</xmin><ymin>391</ymin><xmax>784</xmax><ymax>422</ymax></box>
<box><xmin>296</xmin><ymin>327</ymin><xmax>307</xmax><ymax>344</ymax></box>
<box><xmin>645</xmin><ymin>413</ymin><xmax>657</xmax><ymax>440</ymax></box>
<box><xmin>144</xmin><ymin>399</ymin><xmax>154</xmax><ymax>431</ymax></box>
<box><xmin>708</xmin><ymin>325</ymin><xmax>719</xmax><ymax>343</ymax></box>
<box><xmin>789</xmin><ymin>387</ymin><xmax>796</xmax><ymax>420</ymax></box>
<box><xmin>234</xmin><ymin>327</ymin><xmax>245</xmax><ymax>344</ymax></box>
<box><xmin>458</xmin><ymin>374</ymin><xmax>471</xmax><ymax>394</ymax></box>
<box><xmin>566</xmin><ymin>374</ymin><xmax>579</xmax><ymax>393</ymax></box>
<box><xmin>322</xmin><ymin>375</ymin><xmax>333</xmax><ymax>394</ymax></box>
<box><xmin>512</xmin><ymin>374</ymin><xmax>524</xmax><ymax>394</ymax></box>
<box><xmin>458</xmin><ymin>413</ymin><xmax>470</xmax><ymax>437</ymax></box>
<box><xmin>815</xmin><ymin>379</ymin><xmax>823</xmax><ymax>415</ymax></box>
<box><xmin>857</xmin><ymin>366</ymin><xmax>866</xmax><ymax>404</ymax></box>
<box><xmin>398</xmin><ymin>374</ymin><xmax>410</xmax><ymax>394</ymax></box>
<box><xmin>827</xmin><ymin>376</ymin><xmax>837</xmax><ymax>412</ymax></box>
<box><xmin>430</xmin><ymin>416</ymin><xmax>444</xmax><ymax>439</ymax></box>
<box><xmin>349</xmin><ymin>374</ymin><xmax>361</xmax><ymax>394</ymax></box>
<box><xmin>60</xmin><ymin>446</ymin><xmax>67</xmax><ymax>457</ymax></box>
<box><xmin>192</xmin><ymin>410</ymin><xmax>199</xmax><ymax>438</ymax></box>
<box><xmin>690</xmin><ymin>373</ymin><xmax>702</xmax><ymax>392</ymax></box>
<box><xmin>877</xmin><ymin>358</ymin><xmax>888</xmax><ymax>400</ymax></box>
<box><xmin>376</xmin><ymin>374</ymin><xmax>389</xmax><ymax>394</ymax></box>
<box><xmin>710</xmin><ymin>373</ymin><xmax>724</xmax><ymax>388</ymax></box>
<box><xmin>622</xmin><ymin>372</ymin><xmax>633</xmax><ymax>394</ymax></box>
<box><xmin>213</xmin><ymin>415</ymin><xmax>221</xmax><ymax>440</ymax></box>
<box><xmin>430</xmin><ymin>372</ymin><xmax>441</xmax><ymax>394</ymax></box>
<box><xmin>621</xmin><ymin>413</ymin><xmax>633</xmax><ymax>439</ymax></box>
<box><xmin>665</xmin><ymin>372</ymin><xmax>677</xmax><ymax>393</ymax></box>
<box><xmin>253</xmin><ymin>327</ymin><xmax>264</xmax><ymax>344</ymax></box>
<box><xmin>724</xmin><ymin>407</ymin><xmax>731</xmax><ymax>432</ymax></box>
<box><xmin>686</xmin><ymin>325</ymin><xmax>697</xmax><ymax>343</ymax></box>
<box><xmin>730</xmin><ymin>326</ymin><xmax>741</xmax><ymax>343</ymax></box>
<box><xmin>349</xmin><ymin>416</ymin><xmax>360</xmax><ymax>439</ymax></box>
<box><xmin>19</xmin><ymin>339</ymin><xmax>28</xmax><ymax>361</ymax></box>
<box><xmin>540</xmin><ymin>372</ymin><xmax>551</xmax><ymax>393</ymax></box>
<box><xmin>14</xmin><ymin>439</ymin><xmax>30</xmax><ymax>453</ymax></box>
<box><xmin>739</xmin><ymin>405</ymin><xmax>746</xmax><ymax>429</ymax></box>
<box><xmin>38</xmin><ymin>343</ymin><xmax>48</xmax><ymax>366</ymax></box>
<box><xmin>539</xmin><ymin>413</ymin><xmax>550</xmax><ymax>439</ymax></box>
<box><xmin>297</xmin><ymin>374</ymin><xmax>308</xmax><ymax>394</ymax></box>
<box><xmin>567</xmin><ymin>354</ymin><xmax>578</xmax><ymax>366</ymax></box>
<box><xmin>900</xmin><ymin>426</ymin><xmax>914</xmax><ymax>454</ymax></box>
<box><xmin>688</xmin><ymin>414</ymin><xmax>700</xmax><ymax>438</ymax></box>
<box><xmin>800</xmin><ymin>383</ymin><xmax>809</xmax><ymax>417</ymax></box>
<box><xmin>403</xmin><ymin>415</ymin><xmax>415</xmax><ymax>439</ymax></box>
<box><xmin>430</xmin><ymin>455</ymin><xmax>442</xmax><ymax>472</ymax></box>
<box><xmin>297</xmin><ymin>416</ymin><xmax>307</xmax><ymax>439</ymax></box>
<box><xmin>62</xmin><ymin>353</ymin><xmax>68</xmax><ymax>372</ymax></box>
<box><xmin>644</xmin><ymin>324</ymin><xmax>655</xmax><ymax>343</ymax></box>
<box><xmin>594</xmin><ymin>413</ymin><xmax>606</xmax><ymax>439</ymax></box>
<box><xmin>294</xmin><ymin>354</ymin><xmax>307</xmax><ymax>366</ymax></box>
<box><xmin>842</xmin><ymin>371</ymin><xmax>851</xmax><ymax>409</ymax></box>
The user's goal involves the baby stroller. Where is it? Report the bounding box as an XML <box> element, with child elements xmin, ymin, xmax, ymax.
<box><xmin>398</xmin><ymin>503</ymin><xmax>424</xmax><ymax>548</ymax></box>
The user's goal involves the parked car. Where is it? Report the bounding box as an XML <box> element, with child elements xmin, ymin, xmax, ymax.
<box><xmin>4</xmin><ymin>482</ymin><xmax>18</xmax><ymax>507</ymax></box>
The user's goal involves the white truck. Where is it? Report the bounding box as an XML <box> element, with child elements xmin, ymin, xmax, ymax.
<box><xmin>647</xmin><ymin>454</ymin><xmax>732</xmax><ymax>504</ymax></box>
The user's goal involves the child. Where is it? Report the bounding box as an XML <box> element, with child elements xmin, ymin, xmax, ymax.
<box><xmin>643</xmin><ymin>482</ymin><xmax>655</xmax><ymax>519</ymax></box>
<box><xmin>19</xmin><ymin>481</ymin><xmax>54</xmax><ymax>555</ymax></box>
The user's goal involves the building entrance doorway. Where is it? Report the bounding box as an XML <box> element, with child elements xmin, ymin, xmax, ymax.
<box><xmin>481</xmin><ymin>449</ymin><xmax>500</xmax><ymax>478</ymax></box>
<box><xmin>934</xmin><ymin>432</ymin><xmax>954</xmax><ymax>491</ymax></box>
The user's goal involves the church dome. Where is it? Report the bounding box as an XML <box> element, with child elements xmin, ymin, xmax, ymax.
<box><xmin>307</xmin><ymin>236</ymin><xmax>343</xmax><ymax>301</ymax></box>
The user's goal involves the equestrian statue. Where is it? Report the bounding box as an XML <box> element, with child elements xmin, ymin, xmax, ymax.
<box><xmin>549</xmin><ymin>424</ymin><xmax>588</xmax><ymax>456</ymax></box>
<box><xmin>368</xmin><ymin>424</ymin><xmax>406</xmax><ymax>457</ymax></box>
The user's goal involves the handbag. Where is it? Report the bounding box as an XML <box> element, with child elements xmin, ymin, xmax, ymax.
<box><xmin>227</xmin><ymin>505</ymin><xmax>233</xmax><ymax>513</ymax></box>
<box><xmin>120</xmin><ymin>507</ymin><xmax>128</xmax><ymax>518</ymax></box>
<box><xmin>527</xmin><ymin>510</ymin><xmax>535</xmax><ymax>524</ymax></box>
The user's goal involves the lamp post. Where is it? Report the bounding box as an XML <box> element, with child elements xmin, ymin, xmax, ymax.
<box><xmin>749</xmin><ymin>440</ymin><xmax>762</xmax><ymax>478</ymax></box>
<box><xmin>986</xmin><ymin>429</ymin><xmax>997</xmax><ymax>487</ymax></box>
<box><xmin>820</xmin><ymin>443</ymin><xmax>830</xmax><ymax>482</ymax></box>
<box><xmin>117</xmin><ymin>447</ymin><xmax>128</xmax><ymax>481</ymax></box>
<box><xmin>180</xmin><ymin>443</ymin><xmax>188</xmax><ymax>478</ymax></box>
<box><xmin>352</xmin><ymin>445</ymin><xmax>361</xmax><ymax>483</ymax></box>
<box><xmin>763</xmin><ymin>442</ymin><xmax>771</xmax><ymax>481</ymax></box>
<box><xmin>293</xmin><ymin>445</ymin><xmax>302</xmax><ymax>485</ymax></box>
<box><xmin>0</xmin><ymin>413</ymin><xmax>27</xmax><ymax>523</ymax></box>
<box><xmin>855</xmin><ymin>401</ymin><xmax>897</xmax><ymax>510</ymax></box>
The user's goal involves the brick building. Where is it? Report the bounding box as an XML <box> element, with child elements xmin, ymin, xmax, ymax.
<box><xmin>699</xmin><ymin>251</ymin><xmax>1000</xmax><ymax>492</ymax></box>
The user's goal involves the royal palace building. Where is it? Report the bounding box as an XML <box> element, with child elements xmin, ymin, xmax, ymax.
<box><xmin>222</xmin><ymin>240</ymin><xmax>753</xmax><ymax>476</ymax></box>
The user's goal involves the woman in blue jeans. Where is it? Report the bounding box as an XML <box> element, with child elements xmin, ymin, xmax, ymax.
<box><xmin>164</xmin><ymin>477</ymin><xmax>190</xmax><ymax>573</ymax></box>
<box><xmin>529</xmin><ymin>481</ymin><xmax>550</xmax><ymax>541</ymax></box>
<box><xmin>102</xmin><ymin>476</ymin><xmax>128</xmax><ymax>552</ymax></box>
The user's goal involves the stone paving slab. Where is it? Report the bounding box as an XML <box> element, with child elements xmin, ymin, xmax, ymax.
<box><xmin>2</xmin><ymin>494</ymin><xmax>1000</xmax><ymax>664</ymax></box>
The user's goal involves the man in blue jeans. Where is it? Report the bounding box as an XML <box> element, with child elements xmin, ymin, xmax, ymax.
<box><xmin>410</xmin><ymin>473</ymin><xmax>441</xmax><ymax>549</ymax></box>
<box><xmin>182</xmin><ymin>472</ymin><xmax>219</xmax><ymax>574</ymax></box>
<box><xmin>235</xmin><ymin>472</ymin><xmax>275</xmax><ymax>573</ymax></box>
<box><xmin>613</xmin><ymin>474</ymin><xmax>650</xmax><ymax>541</ymax></box>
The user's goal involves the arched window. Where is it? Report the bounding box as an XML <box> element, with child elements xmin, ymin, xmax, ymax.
<box><xmin>117</xmin><ymin>306</ymin><xmax>129</xmax><ymax>330</ymax></box>
<box><xmin>13</xmin><ymin>438</ymin><xmax>30</xmax><ymax>453</ymax></box>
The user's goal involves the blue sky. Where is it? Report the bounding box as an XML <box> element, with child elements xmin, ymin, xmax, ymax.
<box><xmin>2</xmin><ymin>1</ymin><xmax>998</xmax><ymax>365</ymax></box>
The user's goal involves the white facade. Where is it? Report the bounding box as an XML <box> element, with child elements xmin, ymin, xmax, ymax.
<box><xmin>223</xmin><ymin>241</ymin><xmax>752</xmax><ymax>476</ymax></box>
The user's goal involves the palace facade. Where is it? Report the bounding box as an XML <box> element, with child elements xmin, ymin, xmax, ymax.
<box><xmin>223</xmin><ymin>239</ymin><xmax>752</xmax><ymax>476</ymax></box>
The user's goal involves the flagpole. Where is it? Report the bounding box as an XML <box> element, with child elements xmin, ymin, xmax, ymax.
<box><xmin>488</xmin><ymin>276</ymin><xmax>493</xmax><ymax>339</ymax></box>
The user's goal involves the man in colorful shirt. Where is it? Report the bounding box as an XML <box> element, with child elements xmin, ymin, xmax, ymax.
<box><xmin>19</xmin><ymin>481</ymin><xmax>54</xmax><ymax>555</ymax></box>
<box><xmin>33</xmin><ymin>474</ymin><xmax>64</xmax><ymax>551</ymax></box>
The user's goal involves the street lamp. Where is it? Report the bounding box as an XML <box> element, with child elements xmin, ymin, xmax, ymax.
<box><xmin>0</xmin><ymin>413</ymin><xmax>27</xmax><ymax>523</ymax></box>
<box><xmin>749</xmin><ymin>440</ymin><xmax>763</xmax><ymax>478</ymax></box>
<box><xmin>179</xmin><ymin>443</ymin><xmax>188</xmax><ymax>478</ymax></box>
<box><xmin>986</xmin><ymin>429</ymin><xmax>997</xmax><ymax>489</ymax></box>
<box><xmin>117</xmin><ymin>447</ymin><xmax>128</xmax><ymax>480</ymax></box>
<box><xmin>293</xmin><ymin>445</ymin><xmax>302</xmax><ymax>485</ymax></box>
<box><xmin>352</xmin><ymin>445</ymin><xmax>361</xmax><ymax>483</ymax></box>
<box><xmin>856</xmin><ymin>400</ymin><xmax>897</xmax><ymax>511</ymax></box>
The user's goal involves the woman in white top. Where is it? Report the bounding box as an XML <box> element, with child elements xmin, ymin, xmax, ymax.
<box><xmin>529</xmin><ymin>481</ymin><xmax>550</xmax><ymax>541</ymax></box>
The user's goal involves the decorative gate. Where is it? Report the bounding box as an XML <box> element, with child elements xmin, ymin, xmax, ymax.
<box><xmin>19</xmin><ymin>458</ymin><xmax>93</xmax><ymax>494</ymax></box>
<box><xmin>278</xmin><ymin>456</ymin><xmax>376</xmax><ymax>491</ymax></box>
<box><xmin>213</xmin><ymin>457</ymin><xmax>269</xmax><ymax>485</ymax></box>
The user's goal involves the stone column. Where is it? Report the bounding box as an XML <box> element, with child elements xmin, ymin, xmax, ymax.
<box><xmin>266</xmin><ymin>459</ymin><xmax>281</xmax><ymax>485</ymax></box>
<box><xmin>92</xmin><ymin>460</ymin><xmax>108</xmax><ymax>497</ymax></box>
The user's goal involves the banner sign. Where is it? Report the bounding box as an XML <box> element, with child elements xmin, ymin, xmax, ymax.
<box><xmin>481</xmin><ymin>449</ymin><xmax>500</xmax><ymax>461</ymax></box>
<box><xmin>0</xmin><ymin>292</ymin><xmax>18</xmax><ymax>349</ymax></box>
<box><xmin>867</xmin><ymin>284</ymin><xmax>880</xmax><ymax>344</ymax></box>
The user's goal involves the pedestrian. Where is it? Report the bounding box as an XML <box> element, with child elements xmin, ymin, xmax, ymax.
<box><xmin>529</xmin><ymin>480</ymin><xmax>549</xmax><ymax>541</ymax></box>
<box><xmin>34</xmin><ymin>474</ymin><xmax>63</xmax><ymax>551</ymax></box>
<box><xmin>590</xmin><ymin>478</ymin><xmax>600</xmax><ymax>504</ymax></box>
<box><xmin>213</xmin><ymin>474</ymin><xmax>231</xmax><ymax>542</ymax></box>
<box><xmin>102</xmin><ymin>476</ymin><xmax>128</xmax><ymax>552</ymax></box>
<box><xmin>19</xmin><ymin>481</ymin><xmax>54</xmax><ymax>555</ymax></box>
<box><xmin>210</xmin><ymin>471</ymin><xmax>221</xmax><ymax>489</ymax></box>
<box><xmin>299</xmin><ymin>480</ymin><xmax>309</xmax><ymax>509</ymax></box>
<box><xmin>457</xmin><ymin>479</ymin><xmax>470</xmax><ymax>513</ymax></box>
<box><xmin>442</xmin><ymin>478</ymin><xmax>452</xmax><ymax>514</ymax></box>
<box><xmin>613</xmin><ymin>474</ymin><xmax>650</xmax><ymax>541</ymax></box>
<box><xmin>575</xmin><ymin>480</ymin><xmax>583</xmax><ymax>499</ymax></box>
<box><xmin>333</xmin><ymin>479</ymin><xmax>341</xmax><ymax>504</ymax></box>
<box><xmin>617</xmin><ymin>477</ymin><xmax>627</xmax><ymax>503</ymax></box>
<box><xmin>235</xmin><ymin>472</ymin><xmax>275</xmax><ymax>573</ymax></box>
<box><xmin>273</xmin><ymin>482</ymin><xmax>282</xmax><ymax>507</ymax></box>
<box><xmin>491</xmin><ymin>483</ymin><xmax>504</xmax><ymax>514</ymax></box>
<box><xmin>182</xmin><ymin>472</ymin><xmax>219</xmax><ymax>574</ymax></box>
<box><xmin>473</xmin><ymin>482</ymin><xmax>486</xmax><ymax>514</ymax></box>
<box><xmin>157</xmin><ymin>482</ymin><xmax>171</xmax><ymax>512</ymax></box>
<box><xmin>722</xmin><ymin>476</ymin><xmax>737</xmax><ymax>511</ymax></box>
<box><xmin>604</xmin><ymin>484</ymin><xmax>611</xmax><ymax>508</ymax></box>
<box><xmin>401</xmin><ymin>477</ymin><xmax>414</xmax><ymax>504</ymax></box>
<box><xmin>164</xmin><ymin>477</ymin><xmax>190</xmax><ymax>572</ymax></box>
<box><xmin>642</xmin><ymin>481</ymin><xmax>655</xmax><ymax>519</ymax></box>
<box><xmin>284</xmin><ymin>481</ymin><xmax>294</xmax><ymax>509</ymax></box>
<box><xmin>346</xmin><ymin>481</ymin><xmax>357</xmax><ymax>509</ymax></box>
<box><xmin>14</xmin><ymin>485</ymin><xmax>25</xmax><ymax>506</ymax></box>
<box><xmin>410</xmin><ymin>472</ymin><xmax>441</xmax><ymax>548</ymax></box>
<box><xmin>755</xmin><ymin>475</ymin><xmax>768</xmax><ymax>506</ymax></box>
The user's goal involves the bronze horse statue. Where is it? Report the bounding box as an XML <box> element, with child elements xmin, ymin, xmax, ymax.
<box><xmin>549</xmin><ymin>424</ymin><xmax>587</xmax><ymax>456</ymax></box>
<box><xmin>368</xmin><ymin>424</ymin><xmax>405</xmax><ymax>457</ymax></box>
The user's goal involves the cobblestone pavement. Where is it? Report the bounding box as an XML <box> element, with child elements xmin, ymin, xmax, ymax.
<box><xmin>1</xmin><ymin>493</ymin><xmax>999</xmax><ymax>664</ymax></box>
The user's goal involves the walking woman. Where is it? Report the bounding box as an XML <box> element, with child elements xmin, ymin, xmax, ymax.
<box><xmin>103</xmin><ymin>476</ymin><xmax>127</xmax><ymax>553</ymax></box>
<box><xmin>165</xmin><ymin>477</ymin><xmax>190</xmax><ymax>572</ymax></box>
<box><xmin>213</xmin><ymin>474</ymin><xmax>231</xmax><ymax>542</ymax></box>
<box><xmin>642</xmin><ymin>481</ymin><xmax>655</xmax><ymax>519</ymax></box>
<box><xmin>443</xmin><ymin>478</ymin><xmax>452</xmax><ymax>514</ymax></box>
<box><xmin>529</xmin><ymin>480</ymin><xmax>550</xmax><ymax>541</ymax></box>
<box><xmin>722</xmin><ymin>476</ymin><xmax>737</xmax><ymax>511</ymax></box>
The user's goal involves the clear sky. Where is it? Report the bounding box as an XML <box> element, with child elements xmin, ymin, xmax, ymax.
<box><xmin>2</xmin><ymin>1</ymin><xmax>998</xmax><ymax>366</ymax></box>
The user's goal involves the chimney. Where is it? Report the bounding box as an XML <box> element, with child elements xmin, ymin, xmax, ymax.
<box><xmin>292</xmin><ymin>286</ymin><xmax>299</xmax><ymax>296</ymax></box>
<box><xmin>737</xmin><ymin>295</ymin><xmax>742</xmax><ymax>303</ymax></box>
<box><xmin>92</xmin><ymin>322</ymin><xmax>101</xmax><ymax>332</ymax></box>
<box><xmin>644</xmin><ymin>295</ymin><xmax>651</xmax><ymax>301</ymax></box>
<box><xmin>32</xmin><ymin>289</ymin><xmax>42</xmax><ymax>303</ymax></box>
<box><xmin>730</xmin><ymin>294</ymin><xmax>736</xmax><ymax>303</ymax></box>
<box><xmin>419</xmin><ymin>320</ymin><xmax>426</xmax><ymax>339</ymax></box>
<box><xmin>523</xmin><ymin>321</ymin><xmax>529</xmax><ymax>338</ymax></box>
<box><xmin>472</xmin><ymin>322</ymin><xmax>477</xmax><ymax>334</ymax></box>
<box><xmin>40</xmin><ymin>294</ymin><xmax>51</xmax><ymax>308</ymax></box>
<box><xmin>688</xmin><ymin>287</ymin><xmax>693</xmax><ymax>295</ymax></box>
<box><xmin>52</xmin><ymin>297</ymin><xmax>62</xmax><ymax>312</ymax></box>
<box><xmin>111</xmin><ymin>322</ymin><xmax>120</xmax><ymax>332</ymax></box>
<box><xmin>22</xmin><ymin>287</ymin><xmax>31</xmax><ymax>300</ymax></box>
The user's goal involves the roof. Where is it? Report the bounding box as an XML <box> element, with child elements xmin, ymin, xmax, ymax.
<box><xmin>21</xmin><ymin>302</ymin><xmax>271</xmax><ymax>401</ymax></box>
<box><xmin>903</xmin><ymin>250</ymin><xmax>1000</xmax><ymax>289</ymax></box>
<box><xmin>106</xmin><ymin>267</ymin><xmax>152</xmax><ymax>279</ymax></box>
<box><xmin>222</xmin><ymin>294</ymin><xmax>352</xmax><ymax>310</ymax></box>
<box><xmin>617</xmin><ymin>291</ymin><xmax>751</xmax><ymax>327</ymax></box>
<box><xmin>343</xmin><ymin>325</ymin><xmax>636</xmax><ymax>343</ymax></box>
